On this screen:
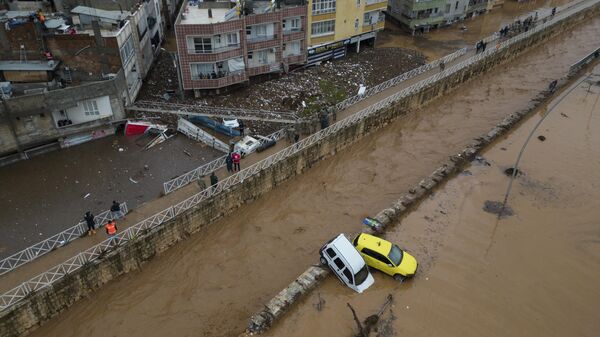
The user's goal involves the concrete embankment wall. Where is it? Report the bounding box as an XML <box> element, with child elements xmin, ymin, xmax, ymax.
<box><xmin>1</xmin><ymin>4</ymin><xmax>598</xmax><ymax>336</ymax></box>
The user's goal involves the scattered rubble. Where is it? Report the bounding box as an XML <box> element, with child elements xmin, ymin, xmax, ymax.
<box><xmin>136</xmin><ymin>47</ymin><xmax>426</xmax><ymax>135</ymax></box>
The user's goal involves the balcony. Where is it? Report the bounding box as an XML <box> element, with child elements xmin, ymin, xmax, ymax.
<box><xmin>246</xmin><ymin>34</ymin><xmax>277</xmax><ymax>43</ymax></box>
<box><xmin>190</xmin><ymin>71</ymin><xmax>248</xmax><ymax>89</ymax></box>
<box><xmin>283</xmin><ymin>28</ymin><xmax>302</xmax><ymax>35</ymax></box>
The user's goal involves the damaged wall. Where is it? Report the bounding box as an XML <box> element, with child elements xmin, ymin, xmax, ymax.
<box><xmin>1</xmin><ymin>3</ymin><xmax>599</xmax><ymax>336</ymax></box>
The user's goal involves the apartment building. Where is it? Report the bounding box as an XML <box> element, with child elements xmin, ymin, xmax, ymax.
<box><xmin>175</xmin><ymin>0</ymin><xmax>307</xmax><ymax>94</ymax></box>
<box><xmin>306</xmin><ymin>0</ymin><xmax>387</xmax><ymax>65</ymax></box>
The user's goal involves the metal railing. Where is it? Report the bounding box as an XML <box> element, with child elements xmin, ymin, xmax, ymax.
<box><xmin>163</xmin><ymin>128</ymin><xmax>288</xmax><ymax>194</ymax></box>
<box><xmin>128</xmin><ymin>101</ymin><xmax>300</xmax><ymax>124</ymax></box>
<box><xmin>333</xmin><ymin>47</ymin><xmax>468</xmax><ymax>112</ymax></box>
<box><xmin>570</xmin><ymin>46</ymin><xmax>600</xmax><ymax>71</ymax></box>
<box><xmin>0</xmin><ymin>203</ymin><xmax>128</xmax><ymax>276</ymax></box>
<box><xmin>1</xmin><ymin>0</ymin><xmax>596</xmax><ymax>312</ymax></box>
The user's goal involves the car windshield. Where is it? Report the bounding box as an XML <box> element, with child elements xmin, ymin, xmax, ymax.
<box><xmin>354</xmin><ymin>265</ymin><xmax>369</xmax><ymax>285</ymax></box>
<box><xmin>388</xmin><ymin>245</ymin><xmax>403</xmax><ymax>266</ymax></box>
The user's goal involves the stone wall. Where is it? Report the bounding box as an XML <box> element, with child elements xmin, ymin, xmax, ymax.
<box><xmin>1</xmin><ymin>3</ymin><xmax>598</xmax><ymax>336</ymax></box>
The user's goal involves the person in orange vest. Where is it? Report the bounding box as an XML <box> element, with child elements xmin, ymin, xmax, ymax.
<box><xmin>105</xmin><ymin>219</ymin><xmax>118</xmax><ymax>237</ymax></box>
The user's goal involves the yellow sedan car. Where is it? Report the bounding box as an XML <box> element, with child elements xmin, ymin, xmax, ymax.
<box><xmin>352</xmin><ymin>233</ymin><xmax>418</xmax><ymax>281</ymax></box>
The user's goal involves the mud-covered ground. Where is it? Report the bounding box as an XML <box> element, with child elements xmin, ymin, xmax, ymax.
<box><xmin>137</xmin><ymin>47</ymin><xmax>426</xmax><ymax>114</ymax></box>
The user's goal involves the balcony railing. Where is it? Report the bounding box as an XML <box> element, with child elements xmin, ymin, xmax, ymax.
<box><xmin>189</xmin><ymin>44</ymin><xmax>241</xmax><ymax>55</ymax></box>
<box><xmin>365</xmin><ymin>0</ymin><xmax>387</xmax><ymax>5</ymax></box>
<box><xmin>191</xmin><ymin>70</ymin><xmax>248</xmax><ymax>89</ymax></box>
<box><xmin>246</xmin><ymin>34</ymin><xmax>277</xmax><ymax>43</ymax></box>
<box><xmin>192</xmin><ymin>70</ymin><xmax>245</xmax><ymax>81</ymax></box>
<box><xmin>283</xmin><ymin>28</ymin><xmax>302</xmax><ymax>35</ymax></box>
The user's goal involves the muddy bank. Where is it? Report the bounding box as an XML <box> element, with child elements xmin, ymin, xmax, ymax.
<box><xmin>0</xmin><ymin>135</ymin><xmax>222</xmax><ymax>258</ymax></box>
<box><xmin>262</xmin><ymin>64</ymin><xmax>600</xmax><ymax>337</ymax></box>
<box><xmin>15</xmin><ymin>13</ymin><xmax>600</xmax><ymax>337</ymax></box>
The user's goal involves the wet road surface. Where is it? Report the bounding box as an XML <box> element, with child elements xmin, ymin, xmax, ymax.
<box><xmin>264</xmin><ymin>64</ymin><xmax>600</xmax><ymax>337</ymax></box>
<box><xmin>0</xmin><ymin>135</ymin><xmax>222</xmax><ymax>258</ymax></box>
<box><xmin>23</xmin><ymin>14</ymin><xmax>600</xmax><ymax>337</ymax></box>
<box><xmin>379</xmin><ymin>0</ymin><xmax>570</xmax><ymax>60</ymax></box>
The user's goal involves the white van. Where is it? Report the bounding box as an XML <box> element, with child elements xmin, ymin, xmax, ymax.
<box><xmin>319</xmin><ymin>234</ymin><xmax>375</xmax><ymax>293</ymax></box>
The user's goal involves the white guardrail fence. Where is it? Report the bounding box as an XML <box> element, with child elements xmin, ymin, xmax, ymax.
<box><xmin>1</xmin><ymin>0</ymin><xmax>597</xmax><ymax>311</ymax></box>
<box><xmin>0</xmin><ymin>203</ymin><xmax>128</xmax><ymax>276</ymax></box>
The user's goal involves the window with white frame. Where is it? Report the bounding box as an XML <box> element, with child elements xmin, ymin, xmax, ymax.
<box><xmin>255</xmin><ymin>24</ymin><xmax>267</xmax><ymax>36</ymax></box>
<box><xmin>283</xmin><ymin>17</ymin><xmax>301</xmax><ymax>32</ymax></box>
<box><xmin>311</xmin><ymin>20</ymin><xmax>335</xmax><ymax>36</ymax></box>
<box><xmin>364</xmin><ymin>11</ymin><xmax>380</xmax><ymax>25</ymax></box>
<box><xmin>226</xmin><ymin>32</ymin><xmax>239</xmax><ymax>46</ymax></box>
<box><xmin>312</xmin><ymin>0</ymin><xmax>336</xmax><ymax>15</ymax></box>
<box><xmin>119</xmin><ymin>35</ymin><xmax>135</xmax><ymax>66</ymax></box>
<box><xmin>193</xmin><ymin>37</ymin><xmax>212</xmax><ymax>54</ymax></box>
<box><xmin>83</xmin><ymin>100</ymin><xmax>99</xmax><ymax>116</ymax></box>
<box><xmin>190</xmin><ymin>63</ymin><xmax>215</xmax><ymax>79</ymax></box>
<box><xmin>283</xmin><ymin>41</ymin><xmax>301</xmax><ymax>57</ymax></box>
<box><xmin>257</xmin><ymin>49</ymin><xmax>268</xmax><ymax>64</ymax></box>
<box><xmin>354</xmin><ymin>18</ymin><xmax>359</xmax><ymax>31</ymax></box>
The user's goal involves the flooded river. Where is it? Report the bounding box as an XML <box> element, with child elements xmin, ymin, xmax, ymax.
<box><xmin>264</xmin><ymin>65</ymin><xmax>600</xmax><ymax>337</ymax></box>
<box><xmin>25</xmin><ymin>13</ymin><xmax>600</xmax><ymax>337</ymax></box>
<box><xmin>379</xmin><ymin>0</ymin><xmax>571</xmax><ymax>59</ymax></box>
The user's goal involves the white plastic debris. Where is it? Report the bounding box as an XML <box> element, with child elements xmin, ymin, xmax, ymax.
<box><xmin>83</xmin><ymin>193</ymin><xmax>91</xmax><ymax>199</ymax></box>
<box><xmin>118</xmin><ymin>147</ymin><xmax>124</xmax><ymax>152</ymax></box>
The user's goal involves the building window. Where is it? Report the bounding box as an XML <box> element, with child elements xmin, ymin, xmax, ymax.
<box><xmin>257</xmin><ymin>50</ymin><xmax>268</xmax><ymax>64</ymax></box>
<box><xmin>312</xmin><ymin>0</ymin><xmax>336</xmax><ymax>15</ymax></box>
<box><xmin>283</xmin><ymin>41</ymin><xmax>302</xmax><ymax>57</ymax></box>
<box><xmin>119</xmin><ymin>35</ymin><xmax>135</xmax><ymax>66</ymax></box>
<box><xmin>190</xmin><ymin>63</ymin><xmax>215</xmax><ymax>79</ymax></box>
<box><xmin>83</xmin><ymin>100</ymin><xmax>100</xmax><ymax>116</ymax></box>
<box><xmin>311</xmin><ymin>20</ymin><xmax>335</xmax><ymax>37</ymax></box>
<box><xmin>283</xmin><ymin>17</ymin><xmax>302</xmax><ymax>32</ymax></box>
<box><xmin>227</xmin><ymin>33</ymin><xmax>238</xmax><ymax>46</ymax></box>
<box><xmin>357</xmin><ymin>0</ymin><xmax>360</xmax><ymax>6</ymax></box>
<box><xmin>354</xmin><ymin>18</ymin><xmax>359</xmax><ymax>31</ymax></box>
<box><xmin>193</xmin><ymin>37</ymin><xmax>212</xmax><ymax>54</ymax></box>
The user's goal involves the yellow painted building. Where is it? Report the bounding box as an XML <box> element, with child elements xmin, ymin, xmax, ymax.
<box><xmin>306</xmin><ymin>0</ymin><xmax>387</xmax><ymax>64</ymax></box>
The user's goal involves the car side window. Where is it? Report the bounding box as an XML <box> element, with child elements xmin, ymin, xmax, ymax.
<box><xmin>342</xmin><ymin>268</ymin><xmax>353</xmax><ymax>284</ymax></box>
<box><xmin>333</xmin><ymin>257</ymin><xmax>345</xmax><ymax>269</ymax></box>
<box><xmin>326</xmin><ymin>248</ymin><xmax>336</xmax><ymax>258</ymax></box>
<box><xmin>362</xmin><ymin>248</ymin><xmax>390</xmax><ymax>265</ymax></box>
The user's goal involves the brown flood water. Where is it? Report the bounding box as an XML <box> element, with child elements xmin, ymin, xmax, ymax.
<box><xmin>264</xmin><ymin>65</ymin><xmax>600</xmax><ymax>337</ymax></box>
<box><xmin>379</xmin><ymin>0</ymin><xmax>570</xmax><ymax>59</ymax></box>
<box><xmin>26</xmin><ymin>15</ymin><xmax>600</xmax><ymax>337</ymax></box>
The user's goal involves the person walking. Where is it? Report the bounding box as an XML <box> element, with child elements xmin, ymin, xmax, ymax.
<box><xmin>238</xmin><ymin>121</ymin><xmax>245</xmax><ymax>137</ymax></box>
<box><xmin>110</xmin><ymin>200</ymin><xmax>125</xmax><ymax>220</ymax></box>
<box><xmin>439</xmin><ymin>61</ymin><xmax>445</xmax><ymax>72</ymax></box>
<box><xmin>210</xmin><ymin>172</ymin><xmax>218</xmax><ymax>191</ymax></box>
<box><xmin>232</xmin><ymin>152</ymin><xmax>241</xmax><ymax>172</ymax></box>
<box><xmin>226</xmin><ymin>152</ymin><xmax>233</xmax><ymax>173</ymax></box>
<box><xmin>84</xmin><ymin>211</ymin><xmax>96</xmax><ymax>236</ymax></box>
<box><xmin>105</xmin><ymin>219</ymin><xmax>118</xmax><ymax>237</ymax></box>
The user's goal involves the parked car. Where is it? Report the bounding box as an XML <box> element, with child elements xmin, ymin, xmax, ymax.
<box><xmin>352</xmin><ymin>233</ymin><xmax>418</xmax><ymax>281</ymax></box>
<box><xmin>319</xmin><ymin>234</ymin><xmax>375</xmax><ymax>293</ymax></box>
<box><xmin>234</xmin><ymin>135</ymin><xmax>277</xmax><ymax>157</ymax></box>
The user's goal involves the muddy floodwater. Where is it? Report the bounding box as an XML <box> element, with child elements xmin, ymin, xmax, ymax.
<box><xmin>25</xmin><ymin>15</ymin><xmax>600</xmax><ymax>337</ymax></box>
<box><xmin>264</xmin><ymin>65</ymin><xmax>600</xmax><ymax>337</ymax></box>
<box><xmin>0</xmin><ymin>135</ymin><xmax>221</xmax><ymax>258</ymax></box>
<box><xmin>379</xmin><ymin>0</ymin><xmax>570</xmax><ymax>59</ymax></box>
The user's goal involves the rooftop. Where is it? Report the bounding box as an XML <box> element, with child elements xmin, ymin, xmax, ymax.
<box><xmin>178</xmin><ymin>0</ymin><xmax>305</xmax><ymax>25</ymax></box>
<box><xmin>181</xmin><ymin>6</ymin><xmax>231</xmax><ymax>25</ymax></box>
<box><xmin>71</xmin><ymin>6</ymin><xmax>131</xmax><ymax>23</ymax></box>
<box><xmin>0</xmin><ymin>60</ymin><xmax>60</xmax><ymax>72</ymax></box>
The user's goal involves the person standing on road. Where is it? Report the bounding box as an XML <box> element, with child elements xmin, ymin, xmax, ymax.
<box><xmin>439</xmin><ymin>61</ymin><xmax>445</xmax><ymax>72</ymax></box>
<box><xmin>239</xmin><ymin>121</ymin><xmax>245</xmax><ymax>137</ymax></box>
<box><xmin>105</xmin><ymin>219</ymin><xmax>118</xmax><ymax>237</ymax></box>
<box><xmin>232</xmin><ymin>152</ymin><xmax>241</xmax><ymax>172</ymax></box>
<box><xmin>84</xmin><ymin>211</ymin><xmax>96</xmax><ymax>236</ymax></box>
<box><xmin>210</xmin><ymin>172</ymin><xmax>218</xmax><ymax>192</ymax></box>
<box><xmin>110</xmin><ymin>200</ymin><xmax>125</xmax><ymax>220</ymax></box>
<box><xmin>226</xmin><ymin>152</ymin><xmax>233</xmax><ymax>173</ymax></box>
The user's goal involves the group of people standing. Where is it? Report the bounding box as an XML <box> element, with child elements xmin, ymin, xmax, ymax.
<box><xmin>83</xmin><ymin>200</ymin><xmax>124</xmax><ymax>237</ymax></box>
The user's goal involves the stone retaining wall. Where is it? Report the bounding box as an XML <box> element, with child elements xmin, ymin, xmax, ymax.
<box><xmin>243</xmin><ymin>42</ymin><xmax>600</xmax><ymax>337</ymax></box>
<box><xmin>1</xmin><ymin>4</ymin><xmax>598</xmax><ymax>336</ymax></box>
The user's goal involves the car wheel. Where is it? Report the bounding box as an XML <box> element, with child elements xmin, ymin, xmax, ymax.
<box><xmin>393</xmin><ymin>274</ymin><xmax>405</xmax><ymax>282</ymax></box>
<box><xmin>319</xmin><ymin>256</ymin><xmax>328</xmax><ymax>266</ymax></box>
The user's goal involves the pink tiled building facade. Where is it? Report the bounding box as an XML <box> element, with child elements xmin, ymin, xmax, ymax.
<box><xmin>175</xmin><ymin>0</ymin><xmax>307</xmax><ymax>93</ymax></box>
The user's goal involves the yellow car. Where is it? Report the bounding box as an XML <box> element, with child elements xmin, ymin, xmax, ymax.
<box><xmin>352</xmin><ymin>233</ymin><xmax>418</xmax><ymax>281</ymax></box>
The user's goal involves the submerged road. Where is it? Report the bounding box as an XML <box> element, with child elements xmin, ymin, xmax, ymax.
<box><xmin>264</xmin><ymin>64</ymin><xmax>600</xmax><ymax>337</ymax></box>
<box><xmin>25</xmin><ymin>15</ymin><xmax>600</xmax><ymax>337</ymax></box>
